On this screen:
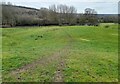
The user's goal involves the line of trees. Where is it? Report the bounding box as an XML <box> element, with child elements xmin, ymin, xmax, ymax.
<box><xmin>1</xmin><ymin>2</ymin><xmax>118</xmax><ymax>27</ymax></box>
<box><xmin>78</xmin><ymin>8</ymin><xmax>99</xmax><ymax>26</ymax></box>
<box><xmin>33</xmin><ymin>4</ymin><xmax>77</xmax><ymax>26</ymax></box>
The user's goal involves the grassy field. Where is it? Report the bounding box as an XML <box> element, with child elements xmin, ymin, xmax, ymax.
<box><xmin>2</xmin><ymin>24</ymin><xmax>118</xmax><ymax>82</ymax></box>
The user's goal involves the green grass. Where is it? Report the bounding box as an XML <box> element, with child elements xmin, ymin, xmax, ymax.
<box><xmin>2</xmin><ymin>24</ymin><xmax>118</xmax><ymax>82</ymax></box>
<box><xmin>0</xmin><ymin>28</ymin><xmax>2</xmax><ymax>83</ymax></box>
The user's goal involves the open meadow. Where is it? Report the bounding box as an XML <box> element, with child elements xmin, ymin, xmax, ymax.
<box><xmin>2</xmin><ymin>24</ymin><xmax>118</xmax><ymax>82</ymax></box>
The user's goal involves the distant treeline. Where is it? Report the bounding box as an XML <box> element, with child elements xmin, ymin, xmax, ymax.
<box><xmin>2</xmin><ymin>2</ymin><xmax>118</xmax><ymax>27</ymax></box>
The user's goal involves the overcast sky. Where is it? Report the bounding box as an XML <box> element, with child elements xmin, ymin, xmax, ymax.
<box><xmin>4</xmin><ymin>0</ymin><xmax>119</xmax><ymax>14</ymax></box>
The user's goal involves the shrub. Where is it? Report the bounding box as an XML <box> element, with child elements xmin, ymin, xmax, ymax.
<box><xmin>104</xmin><ymin>25</ymin><xmax>110</xmax><ymax>28</ymax></box>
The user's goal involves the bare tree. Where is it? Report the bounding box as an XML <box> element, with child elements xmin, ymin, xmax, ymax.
<box><xmin>84</xmin><ymin>8</ymin><xmax>99</xmax><ymax>26</ymax></box>
<box><xmin>49</xmin><ymin>4</ymin><xmax>58</xmax><ymax>25</ymax></box>
<box><xmin>55</xmin><ymin>4</ymin><xmax>77</xmax><ymax>25</ymax></box>
<box><xmin>68</xmin><ymin>6</ymin><xmax>77</xmax><ymax>25</ymax></box>
<box><xmin>38</xmin><ymin>8</ymin><xmax>49</xmax><ymax>25</ymax></box>
<box><xmin>2</xmin><ymin>3</ymin><xmax>16</xmax><ymax>27</ymax></box>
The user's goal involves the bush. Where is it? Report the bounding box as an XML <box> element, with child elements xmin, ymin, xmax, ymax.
<box><xmin>104</xmin><ymin>25</ymin><xmax>110</xmax><ymax>28</ymax></box>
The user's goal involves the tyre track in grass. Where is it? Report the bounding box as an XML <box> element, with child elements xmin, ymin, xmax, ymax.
<box><xmin>10</xmin><ymin>47</ymin><xmax>67</xmax><ymax>82</ymax></box>
<box><xmin>9</xmin><ymin>28</ymin><xmax>74</xmax><ymax>82</ymax></box>
<box><xmin>52</xmin><ymin>45</ymin><xmax>69</xmax><ymax>82</ymax></box>
<box><xmin>52</xmin><ymin>29</ymin><xmax>74</xmax><ymax>82</ymax></box>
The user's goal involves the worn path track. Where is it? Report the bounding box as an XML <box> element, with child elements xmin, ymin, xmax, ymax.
<box><xmin>10</xmin><ymin>28</ymin><xmax>74</xmax><ymax>82</ymax></box>
<box><xmin>52</xmin><ymin>30</ymin><xmax>74</xmax><ymax>82</ymax></box>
